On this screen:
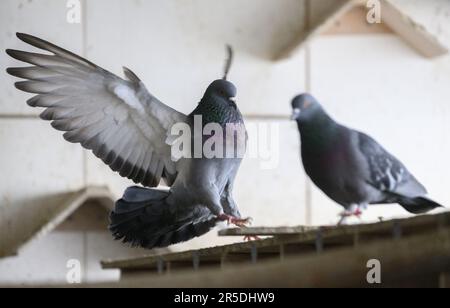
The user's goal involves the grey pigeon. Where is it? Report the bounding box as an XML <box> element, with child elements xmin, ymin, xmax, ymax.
<box><xmin>291</xmin><ymin>93</ymin><xmax>444</xmax><ymax>224</ymax></box>
<box><xmin>6</xmin><ymin>33</ymin><xmax>250</xmax><ymax>249</ymax></box>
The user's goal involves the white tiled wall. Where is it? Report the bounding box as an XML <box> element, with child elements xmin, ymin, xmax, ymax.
<box><xmin>0</xmin><ymin>231</ymin><xmax>152</xmax><ymax>285</ymax></box>
<box><xmin>0</xmin><ymin>0</ymin><xmax>83</xmax><ymax>115</ymax></box>
<box><xmin>1</xmin><ymin>0</ymin><xmax>450</xmax><ymax>283</ymax></box>
<box><xmin>0</xmin><ymin>233</ymin><xmax>84</xmax><ymax>285</ymax></box>
<box><xmin>0</xmin><ymin>120</ymin><xmax>84</xmax><ymax>256</ymax></box>
<box><xmin>84</xmin><ymin>0</ymin><xmax>306</xmax><ymax>116</ymax></box>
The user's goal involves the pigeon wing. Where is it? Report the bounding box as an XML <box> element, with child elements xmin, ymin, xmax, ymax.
<box><xmin>7</xmin><ymin>33</ymin><xmax>186</xmax><ymax>187</ymax></box>
<box><xmin>357</xmin><ymin>132</ymin><xmax>427</xmax><ymax>198</ymax></box>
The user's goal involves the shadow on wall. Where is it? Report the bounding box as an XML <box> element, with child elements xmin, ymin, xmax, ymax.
<box><xmin>0</xmin><ymin>191</ymin><xmax>73</xmax><ymax>257</ymax></box>
<box><xmin>0</xmin><ymin>194</ymin><xmax>167</xmax><ymax>285</ymax></box>
<box><xmin>171</xmin><ymin>0</ymin><xmax>307</xmax><ymax>60</ymax></box>
<box><xmin>0</xmin><ymin>188</ymin><xmax>145</xmax><ymax>258</ymax></box>
<box><xmin>0</xmin><ymin>201</ymin><xmax>170</xmax><ymax>285</ymax></box>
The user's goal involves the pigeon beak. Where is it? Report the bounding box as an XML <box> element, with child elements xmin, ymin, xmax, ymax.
<box><xmin>291</xmin><ymin>108</ymin><xmax>301</xmax><ymax>120</ymax></box>
<box><xmin>229</xmin><ymin>97</ymin><xmax>237</xmax><ymax>109</ymax></box>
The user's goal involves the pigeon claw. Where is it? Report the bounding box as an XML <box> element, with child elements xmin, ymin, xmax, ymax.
<box><xmin>218</xmin><ymin>214</ymin><xmax>253</xmax><ymax>228</ymax></box>
<box><xmin>243</xmin><ymin>235</ymin><xmax>260</xmax><ymax>242</ymax></box>
<box><xmin>338</xmin><ymin>206</ymin><xmax>364</xmax><ymax>225</ymax></box>
<box><xmin>339</xmin><ymin>210</ymin><xmax>353</xmax><ymax>218</ymax></box>
<box><xmin>233</xmin><ymin>217</ymin><xmax>253</xmax><ymax>228</ymax></box>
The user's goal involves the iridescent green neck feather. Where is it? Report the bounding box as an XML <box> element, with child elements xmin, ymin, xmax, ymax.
<box><xmin>190</xmin><ymin>95</ymin><xmax>243</xmax><ymax>127</ymax></box>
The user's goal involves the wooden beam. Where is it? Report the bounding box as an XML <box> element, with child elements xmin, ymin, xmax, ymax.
<box><xmin>274</xmin><ymin>0</ymin><xmax>356</xmax><ymax>61</ymax></box>
<box><xmin>102</xmin><ymin>212</ymin><xmax>450</xmax><ymax>271</ymax></box>
<box><xmin>274</xmin><ymin>0</ymin><xmax>448</xmax><ymax>61</ymax></box>
<box><xmin>219</xmin><ymin>226</ymin><xmax>318</xmax><ymax>236</ymax></box>
<box><xmin>323</xmin><ymin>6</ymin><xmax>392</xmax><ymax>35</ymax></box>
<box><xmin>15</xmin><ymin>186</ymin><xmax>115</xmax><ymax>253</ymax></box>
<box><xmin>380</xmin><ymin>0</ymin><xmax>448</xmax><ymax>58</ymax></box>
<box><xmin>90</xmin><ymin>229</ymin><xmax>450</xmax><ymax>288</ymax></box>
<box><xmin>440</xmin><ymin>272</ymin><xmax>450</xmax><ymax>288</ymax></box>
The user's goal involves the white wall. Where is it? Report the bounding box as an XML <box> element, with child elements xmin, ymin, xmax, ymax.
<box><xmin>1</xmin><ymin>0</ymin><xmax>450</xmax><ymax>283</ymax></box>
<box><xmin>0</xmin><ymin>230</ymin><xmax>156</xmax><ymax>285</ymax></box>
<box><xmin>0</xmin><ymin>202</ymin><xmax>157</xmax><ymax>285</ymax></box>
<box><xmin>0</xmin><ymin>232</ymin><xmax>114</xmax><ymax>285</ymax></box>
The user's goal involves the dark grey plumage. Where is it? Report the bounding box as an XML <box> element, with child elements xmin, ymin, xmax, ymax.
<box><xmin>291</xmin><ymin>93</ymin><xmax>444</xmax><ymax>222</ymax></box>
<box><xmin>7</xmin><ymin>33</ymin><xmax>248</xmax><ymax>249</ymax></box>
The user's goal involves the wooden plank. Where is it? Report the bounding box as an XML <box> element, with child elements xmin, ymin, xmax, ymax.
<box><xmin>381</xmin><ymin>0</ymin><xmax>448</xmax><ymax>58</ymax></box>
<box><xmin>220</xmin><ymin>212</ymin><xmax>449</xmax><ymax>237</ymax></box>
<box><xmin>323</xmin><ymin>6</ymin><xmax>392</xmax><ymax>35</ymax></box>
<box><xmin>91</xmin><ymin>229</ymin><xmax>450</xmax><ymax>287</ymax></box>
<box><xmin>219</xmin><ymin>226</ymin><xmax>318</xmax><ymax>236</ymax></box>
<box><xmin>440</xmin><ymin>273</ymin><xmax>450</xmax><ymax>288</ymax></box>
<box><xmin>274</xmin><ymin>0</ymin><xmax>361</xmax><ymax>61</ymax></box>
<box><xmin>102</xmin><ymin>238</ymin><xmax>285</xmax><ymax>270</ymax></box>
<box><xmin>101</xmin><ymin>212</ymin><xmax>450</xmax><ymax>271</ymax></box>
<box><xmin>22</xmin><ymin>186</ymin><xmax>115</xmax><ymax>248</ymax></box>
<box><xmin>275</xmin><ymin>0</ymin><xmax>448</xmax><ymax>61</ymax></box>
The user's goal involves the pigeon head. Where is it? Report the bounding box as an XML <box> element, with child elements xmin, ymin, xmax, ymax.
<box><xmin>204</xmin><ymin>44</ymin><xmax>237</xmax><ymax>108</ymax></box>
<box><xmin>291</xmin><ymin>93</ymin><xmax>321</xmax><ymax>121</ymax></box>
<box><xmin>194</xmin><ymin>79</ymin><xmax>241</xmax><ymax>125</ymax></box>
<box><xmin>191</xmin><ymin>45</ymin><xmax>242</xmax><ymax>124</ymax></box>
<box><xmin>205</xmin><ymin>79</ymin><xmax>237</xmax><ymax>106</ymax></box>
<box><xmin>206</xmin><ymin>44</ymin><xmax>237</xmax><ymax>108</ymax></box>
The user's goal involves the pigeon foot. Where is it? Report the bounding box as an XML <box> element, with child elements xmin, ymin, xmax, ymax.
<box><xmin>338</xmin><ymin>206</ymin><xmax>364</xmax><ymax>225</ymax></box>
<box><xmin>218</xmin><ymin>214</ymin><xmax>253</xmax><ymax>228</ymax></box>
<box><xmin>243</xmin><ymin>235</ymin><xmax>260</xmax><ymax>242</ymax></box>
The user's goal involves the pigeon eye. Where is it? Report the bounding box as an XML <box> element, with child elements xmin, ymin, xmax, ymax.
<box><xmin>303</xmin><ymin>101</ymin><xmax>311</xmax><ymax>108</ymax></box>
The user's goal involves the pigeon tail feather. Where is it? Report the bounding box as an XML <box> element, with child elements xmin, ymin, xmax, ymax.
<box><xmin>398</xmin><ymin>196</ymin><xmax>444</xmax><ymax>214</ymax></box>
<box><xmin>109</xmin><ymin>186</ymin><xmax>217</xmax><ymax>249</ymax></box>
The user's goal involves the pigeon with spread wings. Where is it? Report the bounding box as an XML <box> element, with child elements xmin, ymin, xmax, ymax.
<box><xmin>7</xmin><ymin>33</ymin><xmax>249</xmax><ymax>249</ymax></box>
